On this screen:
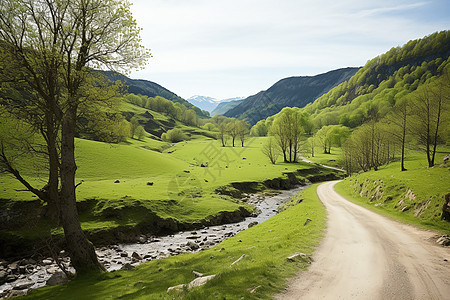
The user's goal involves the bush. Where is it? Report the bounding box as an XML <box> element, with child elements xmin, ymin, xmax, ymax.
<box><xmin>161</xmin><ymin>128</ymin><xmax>188</xmax><ymax>143</ymax></box>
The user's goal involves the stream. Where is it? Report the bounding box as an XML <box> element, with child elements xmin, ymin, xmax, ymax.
<box><xmin>0</xmin><ymin>185</ymin><xmax>306</xmax><ymax>297</ymax></box>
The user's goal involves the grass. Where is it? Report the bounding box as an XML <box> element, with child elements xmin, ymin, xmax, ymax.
<box><xmin>335</xmin><ymin>148</ymin><xmax>450</xmax><ymax>235</ymax></box>
<box><xmin>24</xmin><ymin>183</ymin><xmax>326</xmax><ymax>300</ymax></box>
<box><xmin>1</xmin><ymin>133</ymin><xmax>332</xmax><ymax>244</ymax></box>
<box><xmin>301</xmin><ymin>147</ymin><xmax>343</xmax><ymax>168</ymax></box>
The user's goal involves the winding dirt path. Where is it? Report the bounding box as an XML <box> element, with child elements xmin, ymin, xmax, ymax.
<box><xmin>277</xmin><ymin>181</ymin><xmax>450</xmax><ymax>300</ymax></box>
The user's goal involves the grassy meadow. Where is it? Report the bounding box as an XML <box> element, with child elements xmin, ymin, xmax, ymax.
<box><xmin>1</xmin><ymin>123</ymin><xmax>333</xmax><ymax>242</ymax></box>
<box><xmin>24</xmin><ymin>184</ymin><xmax>326</xmax><ymax>300</ymax></box>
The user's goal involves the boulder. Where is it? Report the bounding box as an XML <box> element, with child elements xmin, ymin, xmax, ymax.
<box><xmin>186</xmin><ymin>241</ymin><xmax>199</xmax><ymax>250</ymax></box>
<box><xmin>13</xmin><ymin>282</ymin><xmax>34</xmax><ymax>290</ymax></box>
<box><xmin>46</xmin><ymin>271</ymin><xmax>68</xmax><ymax>286</ymax></box>
<box><xmin>187</xmin><ymin>275</ymin><xmax>217</xmax><ymax>289</ymax></box>
<box><xmin>287</xmin><ymin>252</ymin><xmax>313</xmax><ymax>264</ymax></box>
<box><xmin>192</xmin><ymin>270</ymin><xmax>204</xmax><ymax>277</ymax></box>
<box><xmin>0</xmin><ymin>270</ymin><xmax>7</xmax><ymax>285</ymax></box>
<box><xmin>46</xmin><ymin>267</ymin><xmax>59</xmax><ymax>274</ymax></box>
<box><xmin>114</xmin><ymin>179</ymin><xmax>120</xmax><ymax>183</ymax></box>
<box><xmin>131</xmin><ymin>252</ymin><xmax>142</xmax><ymax>260</ymax></box>
<box><xmin>436</xmin><ymin>235</ymin><xmax>450</xmax><ymax>246</ymax></box>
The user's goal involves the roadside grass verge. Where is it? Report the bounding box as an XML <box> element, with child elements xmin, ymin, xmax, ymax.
<box><xmin>25</xmin><ymin>184</ymin><xmax>326</xmax><ymax>300</ymax></box>
<box><xmin>335</xmin><ymin>149</ymin><xmax>450</xmax><ymax>235</ymax></box>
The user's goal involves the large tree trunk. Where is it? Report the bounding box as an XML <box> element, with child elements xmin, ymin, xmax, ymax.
<box><xmin>60</xmin><ymin>108</ymin><xmax>104</xmax><ymax>273</ymax></box>
<box><xmin>45</xmin><ymin>114</ymin><xmax>61</xmax><ymax>223</ymax></box>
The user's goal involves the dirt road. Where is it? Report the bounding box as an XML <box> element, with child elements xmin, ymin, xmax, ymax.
<box><xmin>277</xmin><ymin>181</ymin><xmax>450</xmax><ymax>300</ymax></box>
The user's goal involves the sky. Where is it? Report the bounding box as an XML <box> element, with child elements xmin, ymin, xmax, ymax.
<box><xmin>129</xmin><ymin>0</ymin><xmax>450</xmax><ymax>100</ymax></box>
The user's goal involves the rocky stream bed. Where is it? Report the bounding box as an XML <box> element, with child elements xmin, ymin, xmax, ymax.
<box><xmin>0</xmin><ymin>186</ymin><xmax>305</xmax><ymax>298</ymax></box>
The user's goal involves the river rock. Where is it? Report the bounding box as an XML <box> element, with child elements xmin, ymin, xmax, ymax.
<box><xmin>186</xmin><ymin>241</ymin><xmax>199</xmax><ymax>250</ymax></box>
<box><xmin>436</xmin><ymin>235</ymin><xmax>450</xmax><ymax>246</ymax></box>
<box><xmin>13</xmin><ymin>282</ymin><xmax>34</xmax><ymax>290</ymax></box>
<box><xmin>6</xmin><ymin>290</ymin><xmax>27</xmax><ymax>298</ymax></box>
<box><xmin>46</xmin><ymin>266</ymin><xmax>59</xmax><ymax>274</ymax></box>
<box><xmin>42</xmin><ymin>259</ymin><xmax>53</xmax><ymax>265</ymax></box>
<box><xmin>0</xmin><ymin>270</ymin><xmax>7</xmax><ymax>284</ymax></box>
<box><xmin>248</xmin><ymin>221</ymin><xmax>258</xmax><ymax>228</ymax></box>
<box><xmin>9</xmin><ymin>262</ymin><xmax>19</xmax><ymax>272</ymax></box>
<box><xmin>46</xmin><ymin>271</ymin><xmax>68</xmax><ymax>286</ymax></box>
<box><xmin>287</xmin><ymin>252</ymin><xmax>313</xmax><ymax>264</ymax></box>
<box><xmin>131</xmin><ymin>252</ymin><xmax>142</xmax><ymax>260</ymax></box>
<box><xmin>250</xmin><ymin>208</ymin><xmax>262</xmax><ymax>217</ymax></box>
<box><xmin>187</xmin><ymin>275</ymin><xmax>217</xmax><ymax>289</ymax></box>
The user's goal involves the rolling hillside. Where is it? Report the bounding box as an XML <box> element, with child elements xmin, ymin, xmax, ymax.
<box><xmin>100</xmin><ymin>71</ymin><xmax>209</xmax><ymax>118</ymax></box>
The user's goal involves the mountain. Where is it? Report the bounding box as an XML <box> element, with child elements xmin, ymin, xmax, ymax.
<box><xmin>100</xmin><ymin>71</ymin><xmax>209</xmax><ymax>118</ymax></box>
<box><xmin>224</xmin><ymin>67</ymin><xmax>360</xmax><ymax>125</ymax></box>
<box><xmin>304</xmin><ymin>30</ymin><xmax>450</xmax><ymax>128</ymax></box>
<box><xmin>187</xmin><ymin>95</ymin><xmax>219</xmax><ymax>113</ymax></box>
<box><xmin>211</xmin><ymin>98</ymin><xmax>244</xmax><ymax>116</ymax></box>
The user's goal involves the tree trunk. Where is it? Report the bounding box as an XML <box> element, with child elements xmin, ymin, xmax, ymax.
<box><xmin>60</xmin><ymin>108</ymin><xmax>104</xmax><ymax>273</ymax></box>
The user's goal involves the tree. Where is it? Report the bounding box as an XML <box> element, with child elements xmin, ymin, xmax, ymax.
<box><xmin>270</xmin><ymin>107</ymin><xmax>304</xmax><ymax>162</ymax></box>
<box><xmin>161</xmin><ymin>128</ymin><xmax>188</xmax><ymax>143</ymax></box>
<box><xmin>217</xmin><ymin>122</ymin><xmax>228</xmax><ymax>147</ymax></box>
<box><xmin>0</xmin><ymin>0</ymin><xmax>149</xmax><ymax>273</ymax></box>
<box><xmin>237</xmin><ymin>120</ymin><xmax>250</xmax><ymax>147</ymax></box>
<box><xmin>384</xmin><ymin>96</ymin><xmax>410</xmax><ymax>171</ymax></box>
<box><xmin>135</xmin><ymin>125</ymin><xmax>146</xmax><ymax>140</ymax></box>
<box><xmin>262</xmin><ymin>137</ymin><xmax>280</xmax><ymax>164</ymax></box>
<box><xmin>226</xmin><ymin>120</ymin><xmax>240</xmax><ymax>147</ymax></box>
<box><xmin>130</xmin><ymin>116</ymin><xmax>140</xmax><ymax>138</ymax></box>
<box><xmin>410</xmin><ymin>73</ymin><xmax>449</xmax><ymax>167</ymax></box>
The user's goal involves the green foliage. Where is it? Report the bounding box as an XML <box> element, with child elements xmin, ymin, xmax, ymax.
<box><xmin>262</xmin><ymin>136</ymin><xmax>280</xmax><ymax>164</ymax></box>
<box><xmin>304</xmin><ymin>30</ymin><xmax>450</xmax><ymax>128</ymax></box>
<box><xmin>161</xmin><ymin>128</ymin><xmax>189</xmax><ymax>143</ymax></box>
<box><xmin>134</xmin><ymin>125</ymin><xmax>146</xmax><ymax>140</ymax></box>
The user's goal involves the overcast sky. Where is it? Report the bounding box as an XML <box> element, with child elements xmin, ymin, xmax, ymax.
<box><xmin>129</xmin><ymin>0</ymin><xmax>450</xmax><ymax>100</ymax></box>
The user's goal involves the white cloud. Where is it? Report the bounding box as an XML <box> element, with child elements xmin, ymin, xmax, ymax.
<box><xmin>129</xmin><ymin>0</ymin><xmax>450</xmax><ymax>99</ymax></box>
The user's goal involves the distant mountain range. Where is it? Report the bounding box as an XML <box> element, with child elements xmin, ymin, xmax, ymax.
<box><xmin>186</xmin><ymin>95</ymin><xmax>245</xmax><ymax>113</ymax></box>
<box><xmin>100</xmin><ymin>71</ymin><xmax>209</xmax><ymax>118</ymax></box>
<box><xmin>223</xmin><ymin>67</ymin><xmax>360</xmax><ymax>125</ymax></box>
<box><xmin>210</xmin><ymin>99</ymin><xmax>244</xmax><ymax>116</ymax></box>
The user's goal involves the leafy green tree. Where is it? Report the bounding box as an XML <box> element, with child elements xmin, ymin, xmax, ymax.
<box><xmin>226</xmin><ymin>119</ymin><xmax>240</xmax><ymax>147</ymax></box>
<box><xmin>218</xmin><ymin>122</ymin><xmax>228</xmax><ymax>147</ymax></box>
<box><xmin>237</xmin><ymin>120</ymin><xmax>250</xmax><ymax>147</ymax></box>
<box><xmin>161</xmin><ymin>128</ymin><xmax>188</xmax><ymax>143</ymax></box>
<box><xmin>262</xmin><ymin>137</ymin><xmax>280</xmax><ymax>164</ymax></box>
<box><xmin>409</xmin><ymin>71</ymin><xmax>449</xmax><ymax>167</ymax></box>
<box><xmin>270</xmin><ymin>107</ymin><xmax>304</xmax><ymax>162</ymax></box>
<box><xmin>135</xmin><ymin>125</ymin><xmax>146</xmax><ymax>140</ymax></box>
<box><xmin>130</xmin><ymin>116</ymin><xmax>140</xmax><ymax>138</ymax></box>
<box><xmin>0</xmin><ymin>0</ymin><xmax>149</xmax><ymax>273</ymax></box>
